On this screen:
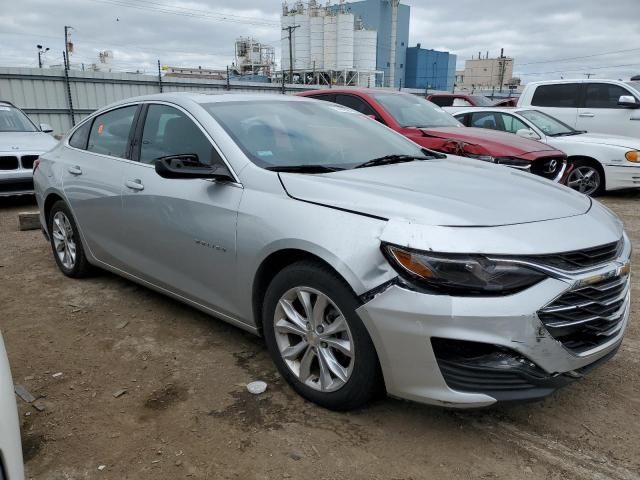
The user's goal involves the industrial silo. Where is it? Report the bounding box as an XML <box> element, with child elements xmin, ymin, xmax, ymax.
<box><xmin>309</xmin><ymin>9</ymin><xmax>325</xmax><ymax>71</ymax></box>
<box><xmin>323</xmin><ymin>14</ymin><xmax>338</xmax><ymax>71</ymax></box>
<box><xmin>336</xmin><ymin>12</ymin><xmax>354</xmax><ymax>69</ymax></box>
<box><xmin>354</xmin><ymin>29</ymin><xmax>377</xmax><ymax>86</ymax></box>
<box><xmin>293</xmin><ymin>9</ymin><xmax>310</xmax><ymax>70</ymax></box>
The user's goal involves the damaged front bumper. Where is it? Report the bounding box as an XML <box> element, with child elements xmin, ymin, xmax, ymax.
<box><xmin>356</xmin><ymin>213</ymin><xmax>631</xmax><ymax>408</ymax></box>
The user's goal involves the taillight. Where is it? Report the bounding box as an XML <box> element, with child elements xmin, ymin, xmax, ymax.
<box><xmin>33</xmin><ymin>159</ymin><xmax>40</xmax><ymax>173</ymax></box>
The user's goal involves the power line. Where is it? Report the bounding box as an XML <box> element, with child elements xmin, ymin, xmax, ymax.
<box><xmin>83</xmin><ymin>0</ymin><xmax>280</xmax><ymax>27</ymax></box>
<box><xmin>518</xmin><ymin>47</ymin><xmax>640</xmax><ymax>66</ymax></box>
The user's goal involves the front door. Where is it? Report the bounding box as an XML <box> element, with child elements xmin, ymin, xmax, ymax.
<box><xmin>119</xmin><ymin>103</ymin><xmax>243</xmax><ymax>318</ymax></box>
<box><xmin>576</xmin><ymin>82</ymin><xmax>640</xmax><ymax>137</ymax></box>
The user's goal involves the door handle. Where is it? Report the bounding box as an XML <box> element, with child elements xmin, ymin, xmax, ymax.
<box><xmin>579</xmin><ymin>113</ymin><xmax>595</xmax><ymax>118</ymax></box>
<box><xmin>68</xmin><ymin>165</ymin><xmax>82</xmax><ymax>175</ymax></box>
<box><xmin>125</xmin><ymin>179</ymin><xmax>144</xmax><ymax>191</ymax></box>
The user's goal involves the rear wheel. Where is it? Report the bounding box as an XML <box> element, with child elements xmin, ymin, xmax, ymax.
<box><xmin>566</xmin><ymin>159</ymin><xmax>604</xmax><ymax>196</ymax></box>
<box><xmin>47</xmin><ymin>201</ymin><xmax>93</xmax><ymax>277</ymax></box>
<box><xmin>263</xmin><ymin>261</ymin><xmax>381</xmax><ymax>410</ymax></box>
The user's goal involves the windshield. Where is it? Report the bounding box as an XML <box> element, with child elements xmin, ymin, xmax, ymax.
<box><xmin>203</xmin><ymin>100</ymin><xmax>425</xmax><ymax>169</ymax></box>
<box><xmin>372</xmin><ymin>93</ymin><xmax>462</xmax><ymax>128</ymax></box>
<box><xmin>0</xmin><ymin>105</ymin><xmax>38</xmax><ymax>132</ymax></box>
<box><xmin>470</xmin><ymin>95</ymin><xmax>495</xmax><ymax>106</ymax></box>
<box><xmin>518</xmin><ymin>110</ymin><xmax>575</xmax><ymax>136</ymax></box>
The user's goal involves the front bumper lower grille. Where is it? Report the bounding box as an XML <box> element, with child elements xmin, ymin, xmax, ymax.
<box><xmin>537</xmin><ymin>274</ymin><xmax>630</xmax><ymax>353</ymax></box>
<box><xmin>433</xmin><ymin>338</ymin><xmax>619</xmax><ymax>402</ymax></box>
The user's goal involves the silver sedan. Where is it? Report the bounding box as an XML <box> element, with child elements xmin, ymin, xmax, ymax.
<box><xmin>0</xmin><ymin>331</ymin><xmax>24</xmax><ymax>480</ymax></box>
<box><xmin>34</xmin><ymin>93</ymin><xmax>630</xmax><ymax>410</ymax></box>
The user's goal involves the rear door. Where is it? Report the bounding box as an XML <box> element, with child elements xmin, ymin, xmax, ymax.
<box><xmin>62</xmin><ymin>104</ymin><xmax>139</xmax><ymax>267</ymax></box>
<box><xmin>119</xmin><ymin>102</ymin><xmax>243</xmax><ymax>317</ymax></box>
<box><xmin>530</xmin><ymin>83</ymin><xmax>581</xmax><ymax>128</ymax></box>
<box><xmin>577</xmin><ymin>82</ymin><xmax>640</xmax><ymax>137</ymax></box>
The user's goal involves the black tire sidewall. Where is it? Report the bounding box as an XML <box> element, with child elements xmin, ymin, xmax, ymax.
<box><xmin>263</xmin><ymin>261</ymin><xmax>381</xmax><ymax>411</ymax></box>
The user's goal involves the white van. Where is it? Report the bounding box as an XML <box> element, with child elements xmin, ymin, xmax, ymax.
<box><xmin>518</xmin><ymin>79</ymin><xmax>640</xmax><ymax>138</ymax></box>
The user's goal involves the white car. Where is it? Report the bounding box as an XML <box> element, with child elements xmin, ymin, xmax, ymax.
<box><xmin>454</xmin><ymin>107</ymin><xmax>640</xmax><ymax>196</ymax></box>
<box><xmin>0</xmin><ymin>332</ymin><xmax>23</xmax><ymax>480</ymax></box>
<box><xmin>517</xmin><ymin>79</ymin><xmax>640</xmax><ymax>139</ymax></box>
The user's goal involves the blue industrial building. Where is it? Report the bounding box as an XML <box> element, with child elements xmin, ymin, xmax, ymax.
<box><xmin>338</xmin><ymin>0</ymin><xmax>410</xmax><ymax>88</ymax></box>
<box><xmin>404</xmin><ymin>44</ymin><xmax>457</xmax><ymax>91</ymax></box>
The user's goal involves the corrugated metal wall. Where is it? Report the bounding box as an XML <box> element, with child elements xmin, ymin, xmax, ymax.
<box><xmin>0</xmin><ymin>67</ymin><xmax>319</xmax><ymax>135</ymax></box>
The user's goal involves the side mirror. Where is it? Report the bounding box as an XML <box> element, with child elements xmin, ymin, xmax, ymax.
<box><xmin>40</xmin><ymin>123</ymin><xmax>54</xmax><ymax>133</ymax></box>
<box><xmin>618</xmin><ymin>95</ymin><xmax>640</xmax><ymax>108</ymax></box>
<box><xmin>155</xmin><ymin>154</ymin><xmax>234</xmax><ymax>181</ymax></box>
<box><xmin>516</xmin><ymin>128</ymin><xmax>541</xmax><ymax>140</ymax></box>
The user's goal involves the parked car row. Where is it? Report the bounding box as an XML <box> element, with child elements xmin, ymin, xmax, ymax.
<box><xmin>30</xmin><ymin>92</ymin><xmax>631</xmax><ymax>413</ymax></box>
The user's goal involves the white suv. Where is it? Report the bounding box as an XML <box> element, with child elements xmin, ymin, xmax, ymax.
<box><xmin>518</xmin><ymin>79</ymin><xmax>640</xmax><ymax>138</ymax></box>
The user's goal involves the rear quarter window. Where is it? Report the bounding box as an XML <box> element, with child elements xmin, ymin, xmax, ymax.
<box><xmin>68</xmin><ymin>121</ymin><xmax>92</xmax><ymax>150</ymax></box>
<box><xmin>531</xmin><ymin>84</ymin><xmax>581</xmax><ymax>108</ymax></box>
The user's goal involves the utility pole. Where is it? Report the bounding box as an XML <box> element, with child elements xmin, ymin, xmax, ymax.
<box><xmin>498</xmin><ymin>48</ymin><xmax>507</xmax><ymax>93</ymax></box>
<box><xmin>585</xmin><ymin>73</ymin><xmax>594</xmax><ymax>79</ymax></box>
<box><xmin>282</xmin><ymin>24</ymin><xmax>300</xmax><ymax>84</ymax></box>
<box><xmin>157</xmin><ymin>60</ymin><xmax>163</xmax><ymax>93</ymax></box>
<box><xmin>64</xmin><ymin>26</ymin><xmax>72</xmax><ymax>70</ymax></box>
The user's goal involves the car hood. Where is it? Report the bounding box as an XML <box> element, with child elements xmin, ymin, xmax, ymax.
<box><xmin>551</xmin><ymin>132</ymin><xmax>640</xmax><ymax>149</ymax></box>
<box><xmin>0</xmin><ymin>131</ymin><xmax>58</xmax><ymax>153</ymax></box>
<box><xmin>421</xmin><ymin>127</ymin><xmax>560</xmax><ymax>157</ymax></box>
<box><xmin>279</xmin><ymin>157</ymin><xmax>591</xmax><ymax>227</ymax></box>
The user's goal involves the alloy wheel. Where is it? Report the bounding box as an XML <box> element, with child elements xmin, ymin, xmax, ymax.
<box><xmin>52</xmin><ymin>211</ymin><xmax>77</xmax><ymax>269</ymax></box>
<box><xmin>273</xmin><ymin>287</ymin><xmax>355</xmax><ymax>392</ymax></box>
<box><xmin>567</xmin><ymin>166</ymin><xmax>601</xmax><ymax>195</ymax></box>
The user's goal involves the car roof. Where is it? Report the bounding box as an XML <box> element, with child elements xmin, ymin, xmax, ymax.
<box><xmin>525</xmin><ymin>78</ymin><xmax>628</xmax><ymax>87</ymax></box>
<box><xmin>107</xmin><ymin>92</ymin><xmax>314</xmax><ymax>108</ymax></box>
<box><xmin>301</xmin><ymin>87</ymin><xmax>411</xmax><ymax>96</ymax></box>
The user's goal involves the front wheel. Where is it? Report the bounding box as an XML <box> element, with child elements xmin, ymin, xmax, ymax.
<box><xmin>263</xmin><ymin>261</ymin><xmax>382</xmax><ymax>410</ymax></box>
<box><xmin>566</xmin><ymin>160</ymin><xmax>604</xmax><ymax>196</ymax></box>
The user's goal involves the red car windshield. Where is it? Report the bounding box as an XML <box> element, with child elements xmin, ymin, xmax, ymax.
<box><xmin>372</xmin><ymin>94</ymin><xmax>463</xmax><ymax>129</ymax></box>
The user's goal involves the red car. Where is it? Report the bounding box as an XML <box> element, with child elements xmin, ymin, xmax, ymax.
<box><xmin>297</xmin><ymin>88</ymin><xmax>568</xmax><ymax>182</ymax></box>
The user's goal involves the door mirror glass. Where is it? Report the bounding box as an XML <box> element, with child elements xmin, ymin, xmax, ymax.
<box><xmin>516</xmin><ymin>128</ymin><xmax>541</xmax><ymax>140</ymax></box>
<box><xmin>618</xmin><ymin>95</ymin><xmax>639</xmax><ymax>108</ymax></box>
<box><xmin>155</xmin><ymin>154</ymin><xmax>233</xmax><ymax>181</ymax></box>
<box><xmin>40</xmin><ymin>122</ymin><xmax>54</xmax><ymax>133</ymax></box>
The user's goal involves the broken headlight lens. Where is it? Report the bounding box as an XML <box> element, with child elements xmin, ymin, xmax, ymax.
<box><xmin>383</xmin><ymin>244</ymin><xmax>546</xmax><ymax>296</ymax></box>
<box><xmin>494</xmin><ymin>157</ymin><xmax>532</xmax><ymax>170</ymax></box>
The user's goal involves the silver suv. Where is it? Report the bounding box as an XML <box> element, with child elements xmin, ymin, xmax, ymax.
<box><xmin>0</xmin><ymin>101</ymin><xmax>57</xmax><ymax>196</ymax></box>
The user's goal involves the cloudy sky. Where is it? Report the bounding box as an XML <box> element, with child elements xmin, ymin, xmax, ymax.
<box><xmin>1</xmin><ymin>0</ymin><xmax>639</xmax><ymax>82</ymax></box>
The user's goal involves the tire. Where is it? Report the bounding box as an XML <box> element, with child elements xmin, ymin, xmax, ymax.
<box><xmin>566</xmin><ymin>159</ymin><xmax>605</xmax><ymax>197</ymax></box>
<box><xmin>47</xmin><ymin>200</ymin><xmax>93</xmax><ymax>278</ymax></box>
<box><xmin>263</xmin><ymin>261</ymin><xmax>382</xmax><ymax>411</ymax></box>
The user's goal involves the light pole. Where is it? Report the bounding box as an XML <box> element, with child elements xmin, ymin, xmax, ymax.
<box><xmin>37</xmin><ymin>45</ymin><xmax>50</xmax><ymax>68</ymax></box>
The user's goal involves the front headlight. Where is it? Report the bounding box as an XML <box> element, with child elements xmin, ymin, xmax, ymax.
<box><xmin>383</xmin><ymin>244</ymin><xmax>546</xmax><ymax>296</ymax></box>
<box><xmin>494</xmin><ymin>157</ymin><xmax>532</xmax><ymax>171</ymax></box>
<box><xmin>466</xmin><ymin>153</ymin><xmax>494</xmax><ymax>162</ymax></box>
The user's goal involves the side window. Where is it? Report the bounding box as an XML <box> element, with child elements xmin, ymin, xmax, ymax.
<box><xmin>140</xmin><ymin>104</ymin><xmax>215</xmax><ymax>165</ymax></box>
<box><xmin>87</xmin><ymin>106</ymin><xmax>137</xmax><ymax>158</ymax></box>
<box><xmin>452</xmin><ymin>98</ymin><xmax>472</xmax><ymax>107</ymax></box>
<box><xmin>430</xmin><ymin>96</ymin><xmax>453</xmax><ymax>107</ymax></box>
<box><xmin>310</xmin><ymin>93</ymin><xmax>336</xmax><ymax>103</ymax></box>
<box><xmin>470</xmin><ymin>112</ymin><xmax>500</xmax><ymax>130</ymax></box>
<box><xmin>334</xmin><ymin>94</ymin><xmax>377</xmax><ymax>116</ymax></box>
<box><xmin>68</xmin><ymin>121</ymin><xmax>92</xmax><ymax>150</ymax></box>
<box><xmin>584</xmin><ymin>83</ymin><xmax>635</xmax><ymax>109</ymax></box>
<box><xmin>531</xmin><ymin>84</ymin><xmax>580</xmax><ymax>108</ymax></box>
<box><xmin>454</xmin><ymin>113</ymin><xmax>470</xmax><ymax>126</ymax></box>
<box><xmin>498</xmin><ymin>113</ymin><xmax>528</xmax><ymax>133</ymax></box>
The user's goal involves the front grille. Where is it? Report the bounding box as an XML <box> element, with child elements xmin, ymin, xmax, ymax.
<box><xmin>531</xmin><ymin>157</ymin><xmax>565</xmax><ymax>180</ymax></box>
<box><xmin>538</xmin><ymin>274</ymin><xmax>629</xmax><ymax>353</ymax></box>
<box><xmin>521</xmin><ymin>240</ymin><xmax>622</xmax><ymax>271</ymax></box>
<box><xmin>21</xmin><ymin>154</ymin><xmax>39</xmax><ymax>169</ymax></box>
<box><xmin>0</xmin><ymin>155</ymin><xmax>19</xmax><ymax>170</ymax></box>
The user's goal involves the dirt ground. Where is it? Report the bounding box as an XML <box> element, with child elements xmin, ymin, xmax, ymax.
<box><xmin>1</xmin><ymin>193</ymin><xmax>639</xmax><ymax>480</ymax></box>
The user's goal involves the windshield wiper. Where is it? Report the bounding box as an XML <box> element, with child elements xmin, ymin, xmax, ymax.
<box><xmin>353</xmin><ymin>154</ymin><xmax>436</xmax><ymax>169</ymax></box>
<box><xmin>550</xmin><ymin>131</ymin><xmax>586</xmax><ymax>137</ymax></box>
<box><xmin>265</xmin><ymin>165</ymin><xmax>345</xmax><ymax>174</ymax></box>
